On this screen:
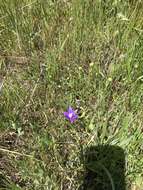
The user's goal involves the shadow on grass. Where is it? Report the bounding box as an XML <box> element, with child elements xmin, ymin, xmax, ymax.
<box><xmin>80</xmin><ymin>145</ymin><xmax>126</xmax><ymax>190</ymax></box>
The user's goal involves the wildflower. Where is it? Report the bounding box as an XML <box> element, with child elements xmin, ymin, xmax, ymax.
<box><xmin>134</xmin><ymin>64</ymin><xmax>138</xmax><ymax>69</ymax></box>
<box><xmin>108</xmin><ymin>77</ymin><xmax>112</xmax><ymax>82</ymax></box>
<box><xmin>64</xmin><ymin>107</ymin><xmax>78</xmax><ymax>123</ymax></box>
<box><xmin>89</xmin><ymin>62</ymin><xmax>94</xmax><ymax>67</ymax></box>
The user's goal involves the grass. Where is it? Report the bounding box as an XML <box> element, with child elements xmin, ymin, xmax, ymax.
<box><xmin>0</xmin><ymin>0</ymin><xmax>143</xmax><ymax>189</ymax></box>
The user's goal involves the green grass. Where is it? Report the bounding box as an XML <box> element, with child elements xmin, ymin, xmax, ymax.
<box><xmin>0</xmin><ymin>0</ymin><xmax>143</xmax><ymax>189</ymax></box>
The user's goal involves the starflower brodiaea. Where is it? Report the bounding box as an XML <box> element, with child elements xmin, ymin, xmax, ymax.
<box><xmin>64</xmin><ymin>107</ymin><xmax>78</xmax><ymax>123</ymax></box>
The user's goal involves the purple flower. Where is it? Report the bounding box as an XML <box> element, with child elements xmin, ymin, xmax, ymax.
<box><xmin>64</xmin><ymin>107</ymin><xmax>78</xmax><ymax>123</ymax></box>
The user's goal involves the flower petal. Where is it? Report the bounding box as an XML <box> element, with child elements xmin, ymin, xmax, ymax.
<box><xmin>64</xmin><ymin>112</ymin><xmax>69</xmax><ymax>119</ymax></box>
<box><xmin>68</xmin><ymin>107</ymin><xmax>74</xmax><ymax>113</ymax></box>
